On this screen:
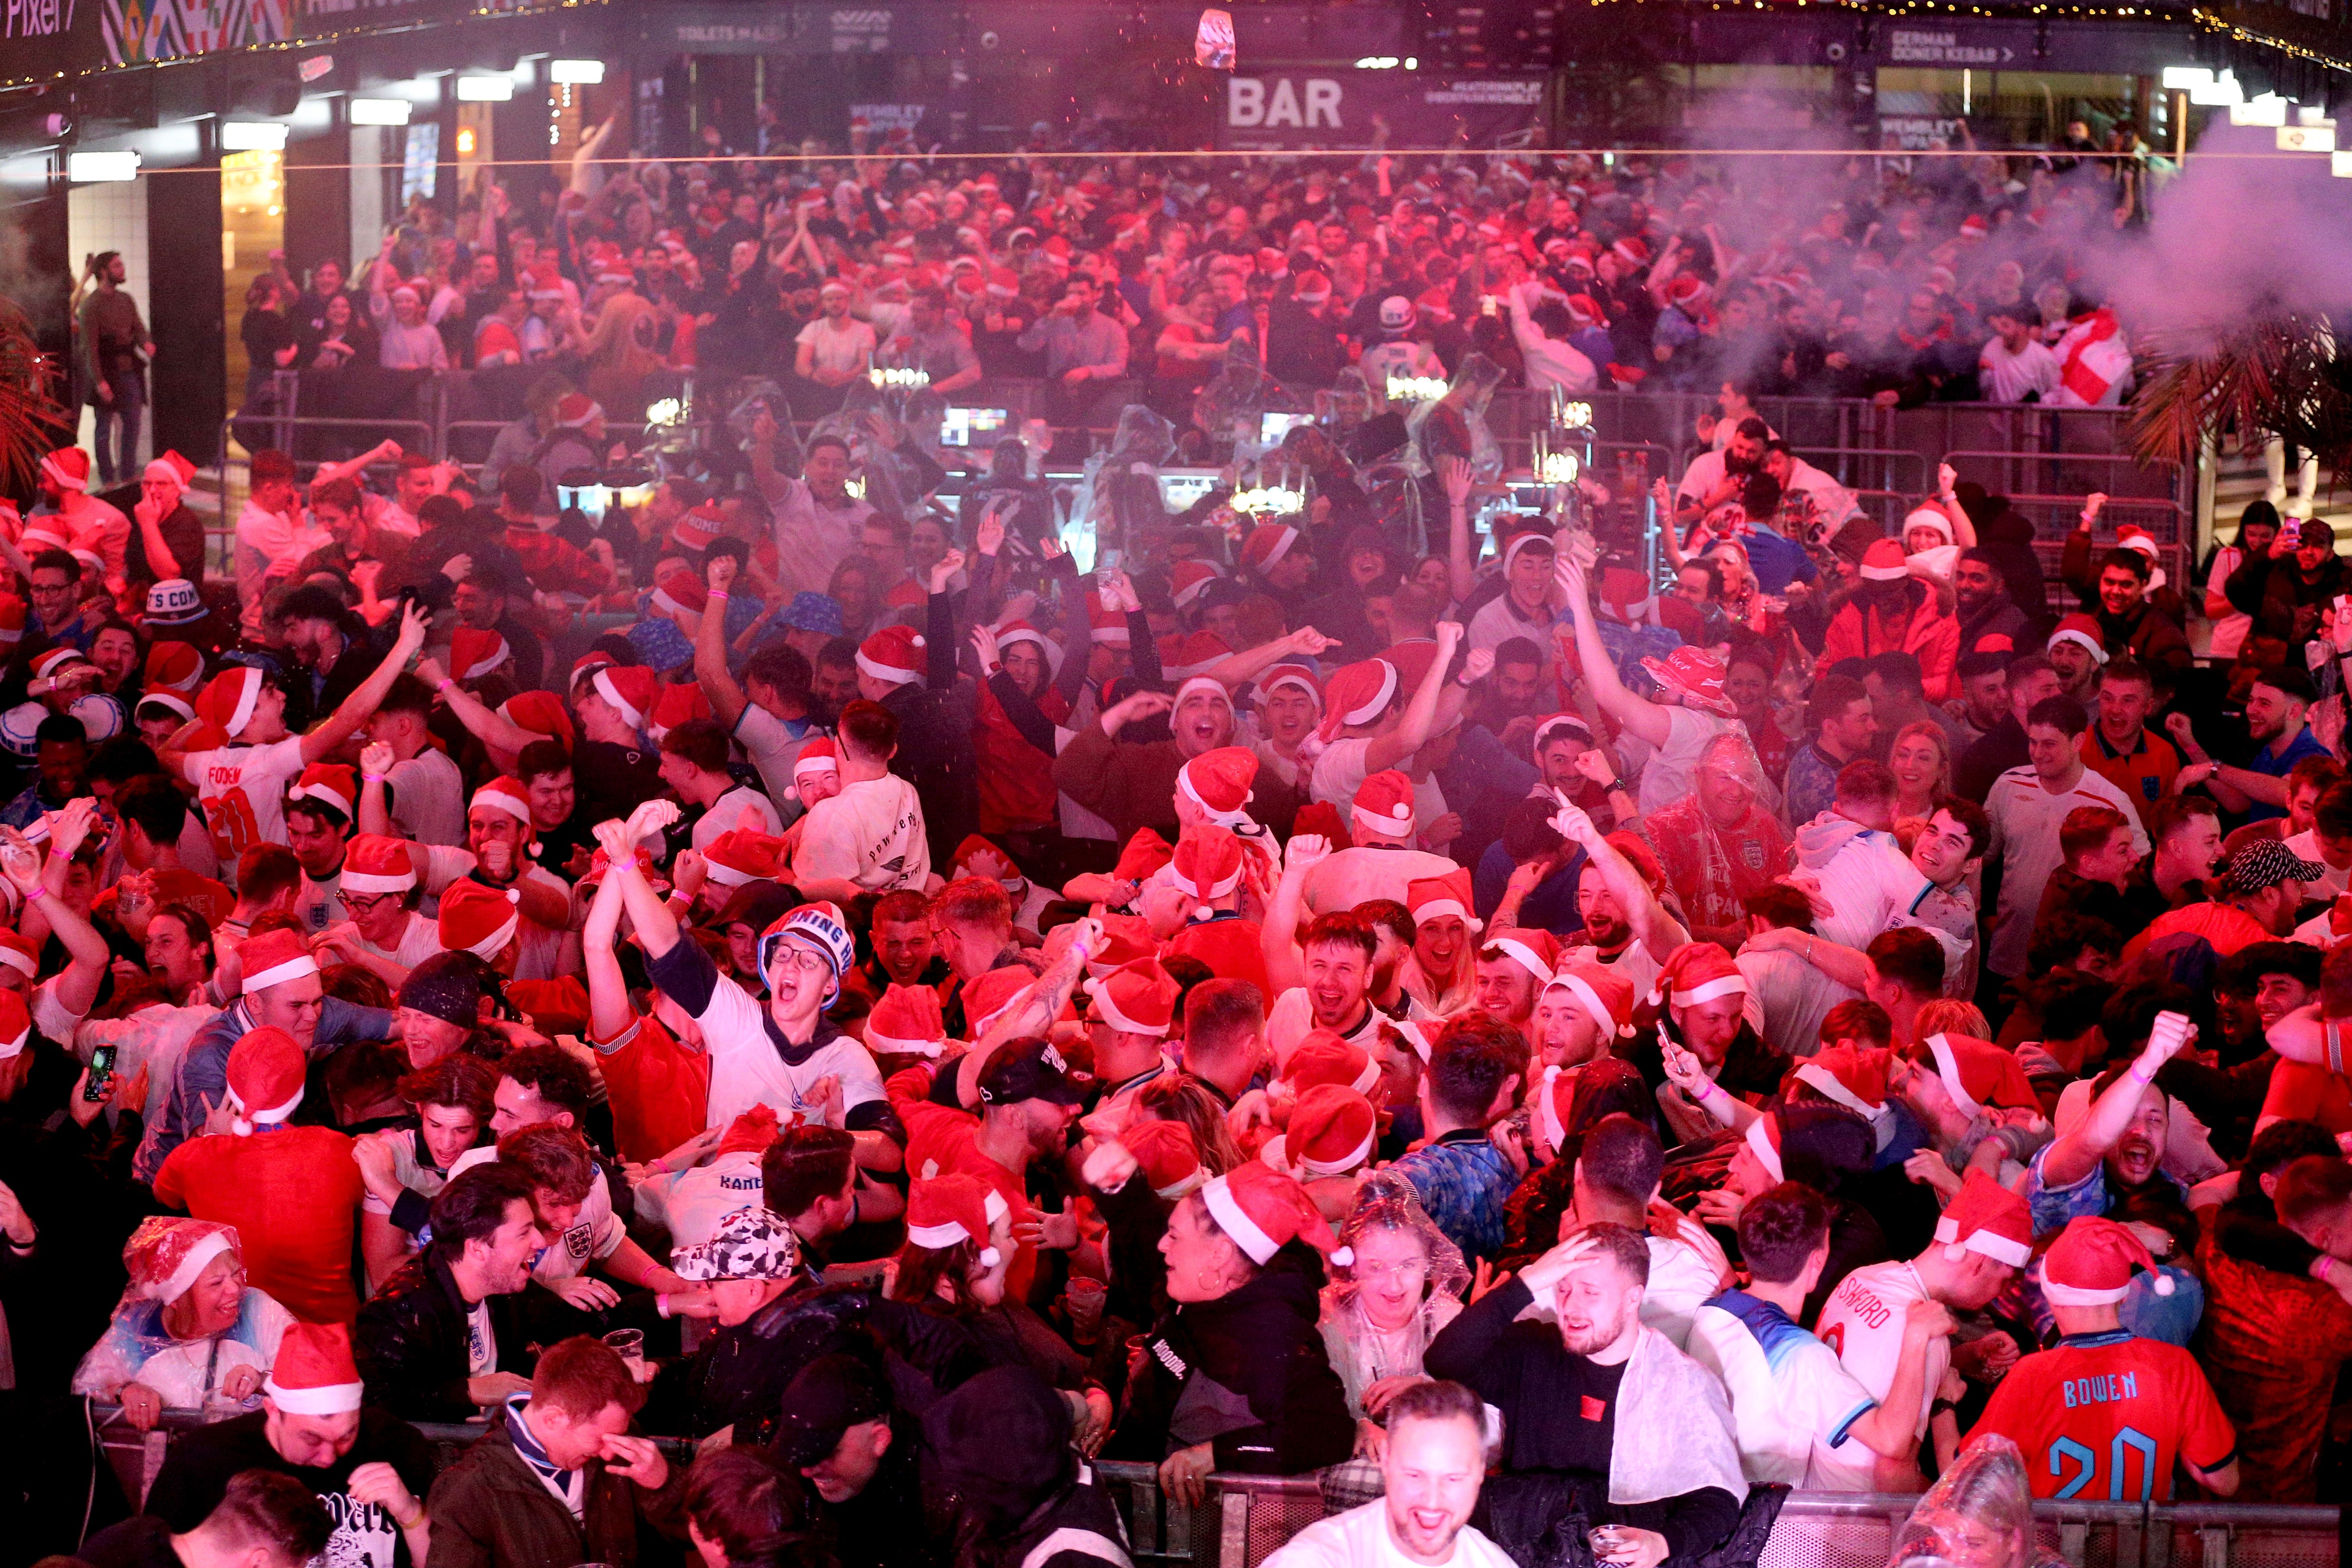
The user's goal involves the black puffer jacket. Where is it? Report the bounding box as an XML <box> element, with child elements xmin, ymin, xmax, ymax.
<box><xmin>353</xmin><ymin>1251</ymin><xmax>534</xmax><ymax>1421</ymax></box>
<box><xmin>1106</xmin><ymin>1245</ymin><xmax>1353</xmax><ymax>1473</ymax></box>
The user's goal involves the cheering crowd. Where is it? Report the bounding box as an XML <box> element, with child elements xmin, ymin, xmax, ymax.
<box><xmin>206</xmin><ymin>133</ymin><xmax>2144</xmax><ymax>476</ymax></box>
<box><xmin>3</xmin><ymin>142</ymin><xmax>2346</xmax><ymax>1568</ymax></box>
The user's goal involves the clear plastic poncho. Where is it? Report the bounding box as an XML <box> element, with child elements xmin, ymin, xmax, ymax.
<box><xmin>1887</xmin><ymin>1434</ymin><xmax>2067</xmax><ymax>1568</ymax></box>
<box><xmin>1072</xmin><ymin>404</ymin><xmax>1176</xmax><ymax>567</ymax></box>
<box><xmin>1316</xmin><ymin>1172</ymin><xmax>1472</xmax><ymax>1420</ymax></box>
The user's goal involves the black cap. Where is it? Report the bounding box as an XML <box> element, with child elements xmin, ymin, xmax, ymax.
<box><xmin>978</xmin><ymin>1039</ymin><xmax>1086</xmax><ymax>1109</ymax></box>
<box><xmin>770</xmin><ymin>1354</ymin><xmax>891</xmax><ymax>1470</ymax></box>
<box><xmin>397</xmin><ymin>951</ymin><xmax>486</xmax><ymax>1029</ymax></box>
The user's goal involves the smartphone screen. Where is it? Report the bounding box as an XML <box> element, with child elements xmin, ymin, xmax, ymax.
<box><xmin>85</xmin><ymin>1043</ymin><xmax>117</xmax><ymax>1102</ymax></box>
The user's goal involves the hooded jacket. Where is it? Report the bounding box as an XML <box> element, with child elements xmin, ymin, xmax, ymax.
<box><xmin>1107</xmin><ymin>1246</ymin><xmax>1354</xmax><ymax>1473</ymax></box>
<box><xmin>1814</xmin><ymin>577</ymin><xmax>1960</xmax><ymax>700</ymax></box>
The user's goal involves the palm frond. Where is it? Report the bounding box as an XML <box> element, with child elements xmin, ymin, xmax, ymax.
<box><xmin>2127</xmin><ymin>311</ymin><xmax>2352</xmax><ymax>476</ymax></box>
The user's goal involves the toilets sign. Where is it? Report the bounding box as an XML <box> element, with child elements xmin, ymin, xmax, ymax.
<box><xmin>1221</xmin><ymin>70</ymin><xmax>1547</xmax><ymax>151</ymax></box>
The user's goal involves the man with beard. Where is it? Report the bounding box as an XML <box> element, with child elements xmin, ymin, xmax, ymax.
<box><xmin>1671</xmin><ymin>416</ymin><xmax>1769</xmax><ymax>536</ymax></box>
<box><xmin>2227</xmin><ymin>516</ymin><xmax>2350</xmax><ymax>646</ymax></box>
<box><xmin>893</xmin><ymin>1039</ymin><xmax>1083</xmax><ymax>1305</ymax></box>
<box><xmin>1263</xmin><ymin>1380</ymin><xmax>1514</xmax><ymax>1568</ymax></box>
<box><xmin>1953</xmin><ymin>549</ymin><xmax>2031</xmax><ymax>659</ymax></box>
<box><xmin>1539</xmin><ymin>797</ymin><xmax>1679</xmax><ymax>994</ymax></box>
<box><xmin>2174</xmin><ymin>666</ymin><xmax>2327</xmax><ymax>823</ymax></box>
<box><xmin>2024</xmin><ymin>1011</ymin><xmax>2202</xmax><ymax>1337</ymax></box>
<box><xmin>353</xmin><ymin>1163</ymin><xmax>540</xmax><ymax>1419</ymax></box>
<box><xmin>1425</xmin><ymin>1224</ymin><xmax>1745</xmax><ymax>1568</ymax></box>
<box><xmin>1951</xmin><ymin>651</ymin><xmax>2011</xmax><ymax>749</ymax></box>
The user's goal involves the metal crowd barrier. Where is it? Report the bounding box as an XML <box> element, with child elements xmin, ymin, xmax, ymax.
<box><xmin>87</xmin><ymin>1411</ymin><xmax>2336</xmax><ymax>1568</ymax></box>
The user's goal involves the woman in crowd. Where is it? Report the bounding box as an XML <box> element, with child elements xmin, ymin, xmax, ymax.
<box><xmin>1314</xmin><ymin>1173</ymin><xmax>1469</xmax><ymax>1486</ymax></box>
<box><xmin>1890</xmin><ymin>720</ymin><xmax>1954</xmax><ymax>823</ymax></box>
<box><xmin>71</xmin><ymin>1218</ymin><xmax>294</xmax><ymax>1430</ymax></box>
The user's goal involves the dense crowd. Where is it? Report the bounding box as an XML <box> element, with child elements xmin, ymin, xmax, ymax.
<box><xmin>161</xmin><ymin>137</ymin><xmax>2151</xmax><ymax>493</ymax></box>
<box><xmin>5</xmin><ymin>139</ymin><xmax>2345</xmax><ymax>1568</ymax></box>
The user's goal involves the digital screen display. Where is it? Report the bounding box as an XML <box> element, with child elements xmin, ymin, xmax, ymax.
<box><xmin>940</xmin><ymin>407</ymin><xmax>1009</xmax><ymax>446</ymax></box>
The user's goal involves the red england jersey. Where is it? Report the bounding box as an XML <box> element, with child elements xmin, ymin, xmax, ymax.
<box><xmin>1968</xmin><ymin>1329</ymin><xmax>2236</xmax><ymax>1502</ymax></box>
<box><xmin>589</xmin><ymin>1011</ymin><xmax>713</xmax><ymax>1165</ymax></box>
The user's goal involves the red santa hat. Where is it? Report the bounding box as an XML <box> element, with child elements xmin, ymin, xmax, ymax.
<box><xmin>500</xmin><ymin>692</ymin><xmax>575</xmax><ymax>752</ymax></box>
<box><xmin>593</xmin><ymin>665</ymin><xmax>659</xmax><ymax>730</ymax></box>
<box><xmin>0</xmin><ymin>932</ymin><xmax>39</xmax><ymax>983</ymax></box>
<box><xmin>1088</xmin><ymin>911</ymin><xmax>1158</xmax><ymax>975</ymax></box>
<box><xmin>960</xmin><ymin>967</ymin><xmax>1035</xmax><ymax>1039</ymax></box>
<box><xmin>1931</xmin><ymin>1168</ymin><xmax>2035</xmax><ymax>1268</ymax></box>
<box><xmin>1171</xmin><ymin>824</ymin><xmax>1245</xmax><ymax>900</ymax></box>
<box><xmin>451</xmin><ymin>627</ymin><xmax>512</xmax><ymax>682</ymax></box>
<box><xmin>1902</xmin><ymin>506</ymin><xmax>1955</xmax><ymax>546</ymax></box>
<box><xmin>1109</xmin><ymin>831</ymin><xmax>1173</xmax><ymax>889</ymax></box>
<box><xmin>1545</xmin><ymin>962</ymin><xmax>1636</xmax><ymax>1040</ymax></box>
<box><xmin>1534</xmin><ymin>1062</ymin><xmax>1587</xmax><ymax>1151</ymax></box>
<box><xmin>1088</xmin><ymin>597</ymin><xmax>1132</xmax><ymax>647</ymax></box>
<box><xmin>705</xmin><ymin>828</ymin><xmax>787</xmax><ymax>887</ymax></box>
<box><xmin>438</xmin><ymin>879</ymin><xmax>521</xmax><ymax>960</ymax></box>
<box><xmin>283</xmin><ymin>764</ymin><xmax>358</xmax><ymax>825</ymax></box>
<box><xmin>196</xmin><ymin>667</ymin><xmax>267</xmax><ymax>739</ymax></box>
<box><xmin>2048</xmin><ymin>614</ymin><xmax>2108</xmax><ymax>666</ymax></box>
<box><xmin>1083</xmin><ymin>958</ymin><xmax>1179</xmax><ymax>1038</ymax></box>
<box><xmin>905</xmin><ymin>1173</ymin><xmax>1010</xmax><ymax>1266</ymax></box>
<box><xmin>649</xmin><ymin>680</ymin><xmax>713</xmax><ymax>741</ymax></box>
<box><xmin>31</xmin><ymin>647</ymin><xmax>85</xmax><ymax>684</ymax></box>
<box><xmin>1169</xmin><ymin>559</ymin><xmax>1221</xmax><ymax>608</ymax></box>
<box><xmin>239</xmin><ymin>928</ymin><xmax>319</xmax><ymax>996</ymax></box>
<box><xmin>1262</xmin><ymin>1085</ymin><xmax>1378</xmax><ymax>1179</ymax></box>
<box><xmin>122</xmin><ymin>1216</ymin><xmax>239</xmax><ymax>1303</ymax></box>
<box><xmin>1122</xmin><ymin>1119</ymin><xmax>1206</xmax><ymax>1199</ymax></box>
<box><xmin>1793</xmin><ymin>1042</ymin><xmax>1894</xmax><ymax>1129</ymax></box>
<box><xmin>856</xmin><ymin>625</ymin><xmax>926</xmax><ymax>686</ymax></box>
<box><xmin>1859</xmin><ymin>538</ymin><xmax>1911</xmax><ymax>582</ymax></box>
<box><xmin>866</xmin><ymin>984</ymin><xmax>948</xmax><ymax>1057</ymax></box>
<box><xmin>1317</xmin><ymin>659</ymin><xmax>1399</xmax><ymax>745</ymax></box>
<box><xmin>470</xmin><ymin>777</ymin><xmax>533</xmax><ymax>828</ymax></box>
<box><xmin>1645</xmin><ymin>941</ymin><xmax>1749</xmax><ymax>1012</ymax></box>
<box><xmin>1200</xmin><ymin>1163</ymin><xmax>1350</xmax><ymax>1266</ymax></box>
<box><xmin>0</xmin><ymin>989</ymin><xmax>27</xmax><ymax>1061</ymax></box>
<box><xmin>1160</xmin><ymin>632</ymin><xmax>1233</xmax><ymax>681</ymax></box>
<box><xmin>1407</xmin><ymin>870</ymin><xmax>1480</xmax><ymax>933</ymax></box>
<box><xmin>1484</xmin><ymin>929</ymin><xmax>1559</xmax><ymax>986</ymax></box>
<box><xmin>652</xmin><ymin>568</ymin><xmax>708</xmax><ymax>620</ymax></box>
<box><xmin>1280</xmin><ymin>1030</ymin><xmax>1382</xmax><ymax>1095</ymax></box>
<box><xmin>2115</xmin><ymin>523</ymin><xmax>2160</xmax><ymax>560</ymax></box>
<box><xmin>340</xmin><ymin>834</ymin><xmax>418</xmax><ymax>895</ymax></box>
<box><xmin>146</xmin><ymin>641</ymin><xmax>204</xmax><ymax>695</ymax></box>
<box><xmin>264</xmin><ymin>1322</ymin><xmax>365</xmax><ymax>1414</ymax></box>
<box><xmin>1259</xmin><ymin>663</ymin><xmax>1322</xmax><ymax>710</ymax></box>
<box><xmin>39</xmin><ymin>446</ymin><xmax>89</xmax><ymax>492</ymax></box>
<box><xmin>1241</xmin><ymin>524</ymin><xmax>1302</xmax><ymax>575</ymax></box>
<box><xmin>145</xmin><ymin>450</ymin><xmax>199</xmax><ymax>489</ymax></box>
<box><xmin>1922</xmin><ymin>1032</ymin><xmax>2040</xmax><ymax>1113</ymax></box>
<box><xmin>792</xmin><ymin>737</ymin><xmax>839</xmax><ymax>793</ymax></box>
<box><xmin>225</xmin><ymin>1026</ymin><xmax>307</xmax><ymax>1134</ymax></box>
<box><xmin>1177</xmin><ymin>746</ymin><xmax>1257</xmax><ymax>828</ymax></box>
<box><xmin>2039</xmin><ymin>1214</ymin><xmax>2175</xmax><ymax>1302</ymax></box>
<box><xmin>554</xmin><ymin>393</ymin><xmax>604</xmax><ymax>428</ymax></box>
<box><xmin>1352</xmin><ymin>769</ymin><xmax>1418</xmax><ymax>843</ymax></box>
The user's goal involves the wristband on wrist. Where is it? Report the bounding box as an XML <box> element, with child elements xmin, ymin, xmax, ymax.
<box><xmin>363</xmin><ymin>772</ymin><xmax>388</xmax><ymax>782</ymax></box>
<box><xmin>707</xmin><ymin>589</ymin><xmax>728</xmax><ymax>599</ymax></box>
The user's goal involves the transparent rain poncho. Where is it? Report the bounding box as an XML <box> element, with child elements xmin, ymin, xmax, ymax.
<box><xmin>1887</xmin><ymin>1434</ymin><xmax>2067</xmax><ymax>1568</ymax></box>
<box><xmin>1073</xmin><ymin>403</ymin><xmax>1177</xmax><ymax>563</ymax></box>
<box><xmin>1316</xmin><ymin>1172</ymin><xmax>1472</xmax><ymax>1421</ymax></box>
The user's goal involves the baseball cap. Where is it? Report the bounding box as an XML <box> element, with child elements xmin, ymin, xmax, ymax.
<box><xmin>670</xmin><ymin>1205</ymin><xmax>800</xmax><ymax>1283</ymax></box>
<box><xmin>977</xmin><ymin>1039</ymin><xmax>1086</xmax><ymax>1108</ymax></box>
<box><xmin>771</xmin><ymin>1353</ymin><xmax>892</xmax><ymax>1469</ymax></box>
<box><xmin>2225</xmin><ymin>838</ymin><xmax>2327</xmax><ymax>896</ymax></box>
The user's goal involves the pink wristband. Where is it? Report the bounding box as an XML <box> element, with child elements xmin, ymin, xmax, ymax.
<box><xmin>435</xmin><ymin>679</ymin><xmax>453</xmax><ymax>694</ymax></box>
<box><xmin>708</xmin><ymin>590</ymin><xmax>728</xmax><ymax>599</ymax></box>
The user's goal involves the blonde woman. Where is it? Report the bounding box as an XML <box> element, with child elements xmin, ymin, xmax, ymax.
<box><xmin>1889</xmin><ymin>720</ymin><xmax>1952</xmax><ymax>824</ymax></box>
